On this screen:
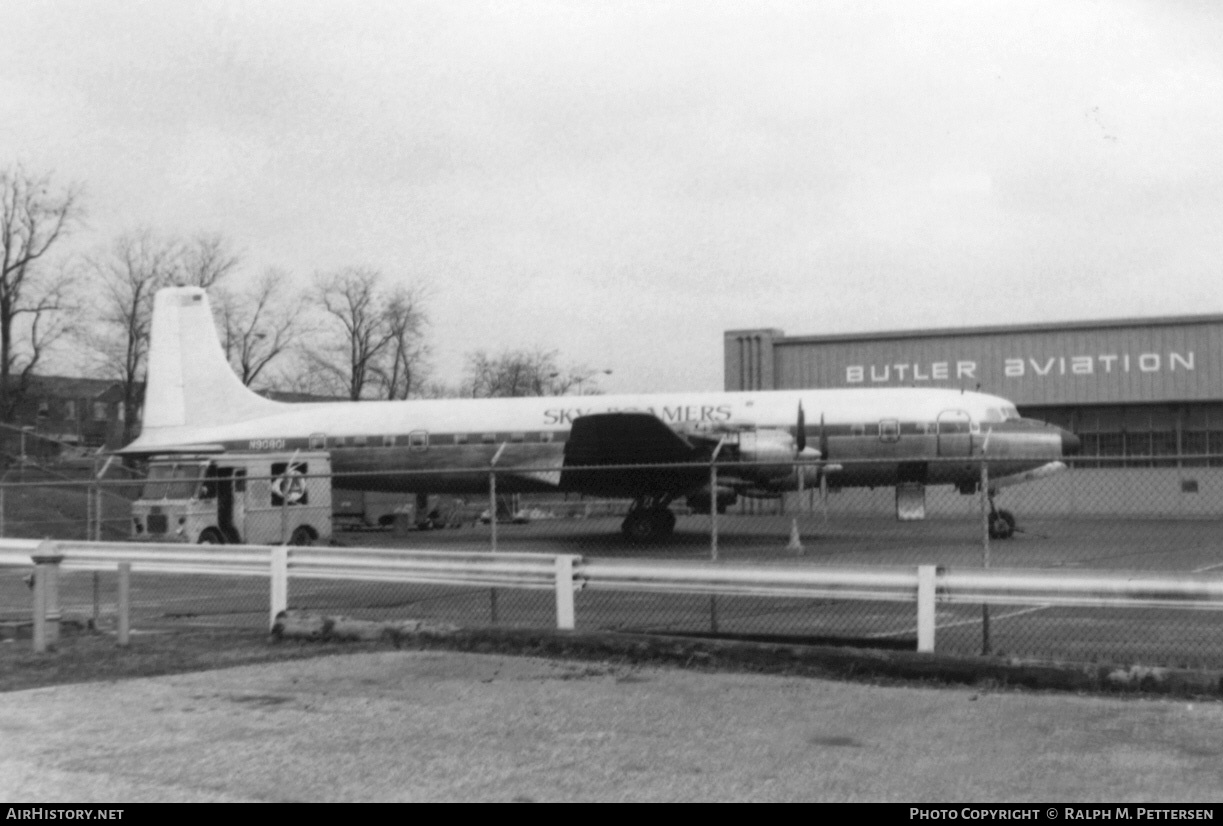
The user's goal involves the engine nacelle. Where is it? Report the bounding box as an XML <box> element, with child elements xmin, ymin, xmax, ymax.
<box><xmin>734</xmin><ymin>430</ymin><xmax>821</xmax><ymax>491</ymax></box>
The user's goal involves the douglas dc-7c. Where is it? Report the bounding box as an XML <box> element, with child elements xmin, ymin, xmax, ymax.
<box><xmin>121</xmin><ymin>287</ymin><xmax>1080</xmax><ymax>542</ymax></box>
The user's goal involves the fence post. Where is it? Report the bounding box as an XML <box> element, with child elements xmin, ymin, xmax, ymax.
<box><xmin>31</xmin><ymin>543</ymin><xmax>63</xmax><ymax>653</ymax></box>
<box><xmin>489</xmin><ymin>468</ymin><xmax>498</xmax><ymax>553</ymax></box>
<box><xmin>917</xmin><ymin>565</ymin><xmax>936</xmax><ymax>653</ymax></box>
<box><xmin>980</xmin><ymin>461</ymin><xmax>991</xmax><ymax>655</ymax></box>
<box><xmin>555</xmin><ymin>555</ymin><xmax>575</xmax><ymax>630</ymax></box>
<box><xmin>271</xmin><ymin>546</ymin><xmax>288</xmax><ymax>629</ymax></box>
<box><xmin>95</xmin><ymin>483</ymin><xmax>104</xmax><ymax>541</ymax></box>
<box><xmin>117</xmin><ymin>562</ymin><xmax>130</xmax><ymax>647</ymax></box>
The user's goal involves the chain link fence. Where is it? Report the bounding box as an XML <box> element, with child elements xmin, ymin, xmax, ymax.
<box><xmin>4</xmin><ymin>452</ymin><xmax>1223</xmax><ymax>669</ymax></box>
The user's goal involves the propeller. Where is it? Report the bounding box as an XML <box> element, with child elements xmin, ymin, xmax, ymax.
<box><xmin>819</xmin><ymin>413</ymin><xmax>829</xmax><ymax>460</ymax></box>
<box><xmin>796</xmin><ymin>402</ymin><xmax>806</xmax><ymax>454</ymax></box>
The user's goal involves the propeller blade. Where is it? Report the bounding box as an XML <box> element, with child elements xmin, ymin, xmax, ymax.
<box><xmin>819</xmin><ymin>413</ymin><xmax>829</xmax><ymax>459</ymax></box>
<box><xmin>796</xmin><ymin>403</ymin><xmax>806</xmax><ymax>454</ymax></box>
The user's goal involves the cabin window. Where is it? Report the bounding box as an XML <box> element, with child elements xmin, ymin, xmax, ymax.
<box><xmin>352</xmin><ymin>435</ymin><xmax>367</xmax><ymax>447</ymax></box>
<box><xmin>454</xmin><ymin>433</ymin><xmax>468</xmax><ymax>445</ymax></box>
<box><xmin>850</xmin><ymin>423</ymin><xmax>865</xmax><ymax>437</ymax></box>
<box><xmin>879</xmin><ymin>419</ymin><xmax>900</xmax><ymax>443</ymax></box>
<box><xmin>510</xmin><ymin>432</ymin><xmax>525</xmax><ymax>443</ymax></box>
<box><xmin>409</xmin><ymin>430</ymin><xmax>429</xmax><ymax>451</ymax></box>
<box><xmin>481</xmin><ymin>433</ymin><xmax>496</xmax><ymax>444</ymax></box>
<box><xmin>382</xmin><ymin>434</ymin><xmax>395</xmax><ymax>447</ymax></box>
<box><xmin>309</xmin><ymin>433</ymin><xmax>326</xmax><ymax>450</ymax></box>
<box><xmin>540</xmin><ymin>431</ymin><xmax>554</xmax><ymax>443</ymax></box>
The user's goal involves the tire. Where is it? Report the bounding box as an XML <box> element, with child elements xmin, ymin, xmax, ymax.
<box><xmin>989</xmin><ymin>509</ymin><xmax>1016</xmax><ymax>540</ymax></box>
<box><xmin>288</xmin><ymin>526</ymin><xmax>315</xmax><ymax>546</ymax></box>
<box><xmin>653</xmin><ymin>508</ymin><xmax>676</xmax><ymax>538</ymax></box>
<box><xmin>622</xmin><ymin>508</ymin><xmax>675</xmax><ymax>543</ymax></box>
<box><xmin>621</xmin><ymin>510</ymin><xmax>655</xmax><ymax>543</ymax></box>
<box><xmin>198</xmin><ymin>528</ymin><xmax>225</xmax><ymax>545</ymax></box>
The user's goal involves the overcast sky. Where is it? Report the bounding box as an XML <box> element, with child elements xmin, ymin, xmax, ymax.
<box><xmin>4</xmin><ymin>1</ymin><xmax>1223</xmax><ymax>393</ymax></box>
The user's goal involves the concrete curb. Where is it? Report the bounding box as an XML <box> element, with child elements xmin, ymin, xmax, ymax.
<box><xmin>380</xmin><ymin>626</ymin><xmax>1223</xmax><ymax>697</ymax></box>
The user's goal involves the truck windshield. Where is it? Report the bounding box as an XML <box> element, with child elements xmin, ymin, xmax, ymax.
<box><xmin>142</xmin><ymin>463</ymin><xmax>207</xmax><ymax>499</ymax></box>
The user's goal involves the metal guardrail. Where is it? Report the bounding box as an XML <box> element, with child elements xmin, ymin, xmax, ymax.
<box><xmin>289</xmin><ymin>547</ymin><xmax>564</xmax><ymax>589</ymax></box>
<box><xmin>0</xmin><ymin>538</ymin><xmax>42</xmax><ymax>567</ymax></box>
<box><xmin>9</xmin><ymin>539</ymin><xmax>1223</xmax><ymax>655</ymax></box>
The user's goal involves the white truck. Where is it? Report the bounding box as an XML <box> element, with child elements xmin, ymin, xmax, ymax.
<box><xmin>131</xmin><ymin>452</ymin><xmax>332</xmax><ymax>545</ymax></box>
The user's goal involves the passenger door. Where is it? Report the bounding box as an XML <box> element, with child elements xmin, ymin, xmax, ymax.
<box><xmin>936</xmin><ymin>409</ymin><xmax>974</xmax><ymax>457</ymax></box>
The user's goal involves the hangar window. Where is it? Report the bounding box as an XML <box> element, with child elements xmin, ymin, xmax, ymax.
<box><xmin>1062</xmin><ymin>404</ymin><xmax>1196</xmax><ymax>468</ymax></box>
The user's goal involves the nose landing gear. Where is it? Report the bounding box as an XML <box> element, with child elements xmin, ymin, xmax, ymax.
<box><xmin>987</xmin><ymin>489</ymin><xmax>1017</xmax><ymax>539</ymax></box>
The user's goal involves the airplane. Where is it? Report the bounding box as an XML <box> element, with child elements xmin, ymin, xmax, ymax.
<box><xmin>121</xmin><ymin>287</ymin><xmax>1081</xmax><ymax>542</ymax></box>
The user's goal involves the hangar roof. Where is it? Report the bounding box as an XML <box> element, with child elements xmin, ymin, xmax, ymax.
<box><xmin>727</xmin><ymin>313</ymin><xmax>1223</xmax><ymax>346</ymax></box>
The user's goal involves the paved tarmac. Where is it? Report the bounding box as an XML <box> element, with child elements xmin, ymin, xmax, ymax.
<box><xmin>2</xmin><ymin>650</ymin><xmax>1223</xmax><ymax>802</ymax></box>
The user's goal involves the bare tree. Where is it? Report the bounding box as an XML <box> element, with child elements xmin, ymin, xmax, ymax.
<box><xmin>214</xmin><ymin>268</ymin><xmax>306</xmax><ymax>388</ymax></box>
<box><xmin>84</xmin><ymin>231</ymin><xmax>181</xmax><ymax>443</ymax></box>
<box><xmin>465</xmin><ymin>347</ymin><xmax>563</xmax><ymax>398</ymax></box>
<box><xmin>310</xmin><ymin>268</ymin><xmax>398</xmax><ymax>401</ymax></box>
<box><xmin>180</xmin><ymin>233</ymin><xmax>241</xmax><ymax>289</ymax></box>
<box><xmin>0</xmin><ymin>165</ymin><xmax>83</xmax><ymax>419</ymax></box>
<box><xmin>372</xmin><ymin>283</ymin><xmax>430</xmax><ymax>400</ymax></box>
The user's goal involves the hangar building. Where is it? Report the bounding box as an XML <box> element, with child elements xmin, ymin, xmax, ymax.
<box><xmin>726</xmin><ymin>314</ymin><xmax>1223</xmax><ymax>505</ymax></box>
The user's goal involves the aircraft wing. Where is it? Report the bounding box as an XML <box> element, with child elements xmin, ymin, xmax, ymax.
<box><xmin>559</xmin><ymin>412</ymin><xmax>706</xmax><ymax>498</ymax></box>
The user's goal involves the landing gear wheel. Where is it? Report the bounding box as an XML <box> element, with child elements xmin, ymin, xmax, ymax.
<box><xmin>621</xmin><ymin>508</ymin><xmax>676</xmax><ymax>543</ymax></box>
<box><xmin>653</xmin><ymin>508</ymin><xmax>676</xmax><ymax>538</ymax></box>
<box><xmin>288</xmin><ymin>526</ymin><xmax>315</xmax><ymax>546</ymax></box>
<box><xmin>989</xmin><ymin>509</ymin><xmax>1016</xmax><ymax>540</ymax></box>
<box><xmin>198</xmin><ymin>528</ymin><xmax>225</xmax><ymax>545</ymax></box>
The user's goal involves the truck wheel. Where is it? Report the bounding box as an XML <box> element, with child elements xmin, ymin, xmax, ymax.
<box><xmin>198</xmin><ymin>528</ymin><xmax>225</xmax><ymax>545</ymax></box>
<box><xmin>289</xmin><ymin>526</ymin><xmax>314</xmax><ymax>546</ymax></box>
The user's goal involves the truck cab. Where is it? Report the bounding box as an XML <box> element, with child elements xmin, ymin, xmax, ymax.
<box><xmin>131</xmin><ymin>452</ymin><xmax>332</xmax><ymax>545</ymax></box>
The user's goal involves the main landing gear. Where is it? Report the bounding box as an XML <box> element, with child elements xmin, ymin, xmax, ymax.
<box><xmin>621</xmin><ymin>497</ymin><xmax>677</xmax><ymax>543</ymax></box>
<box><xmin>986</xmin><ymin>489</ymin><xmax>1017</xmax><ymax>540</ymax></box>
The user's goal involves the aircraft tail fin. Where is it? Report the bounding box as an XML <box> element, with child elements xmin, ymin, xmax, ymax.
<box><xmin>133</xmin><ymin>287</ymin><xmax>284</xmax><ymax>447</ymax></box>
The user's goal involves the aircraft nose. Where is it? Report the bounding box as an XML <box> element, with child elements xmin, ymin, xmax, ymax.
<box><xmin>1060</xmin><ymin>429</ymin><xmax>1081</xmax><ymax>456</ymax></box>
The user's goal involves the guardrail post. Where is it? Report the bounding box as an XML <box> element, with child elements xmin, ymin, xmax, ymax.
<box><xmin>917</xmin><ymin>565</ymin><xmax>936</xmax><ymax>653</ymax></box>
<box><xmin>555</xmin><ymin>555</ymin><xmax>575</xmax><ymax>630</ymax></box>
<box><xmin>31</xmin><ymin>543</ymin><xmax>63</xmax><ymax>653</ymax></box>
<box><xmin>271</xmin><ymin>546</ymin><xmax>288</xmax><ymax>629</ymax></box>
<box><xmin>117</xmin><ymin>562</ymin><xmax>130</xmax><ymax>647</ymax></box>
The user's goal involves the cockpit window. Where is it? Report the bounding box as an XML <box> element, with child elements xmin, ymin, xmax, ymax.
<box><xmin>983</xmin><ymin>408</ymin><xmax>1004</xmax><ymax>423</ymax></box>
<box><xmin>1002</xmin><ymin>405</ymin><xmax>1020</xmax><ymax>420</ymax></box>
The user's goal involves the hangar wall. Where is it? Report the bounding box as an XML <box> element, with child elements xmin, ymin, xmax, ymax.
<box><xmin>726</xmin><ymin>315</ymin><xmax>1223</xmax><ymax>470</ymax></box>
